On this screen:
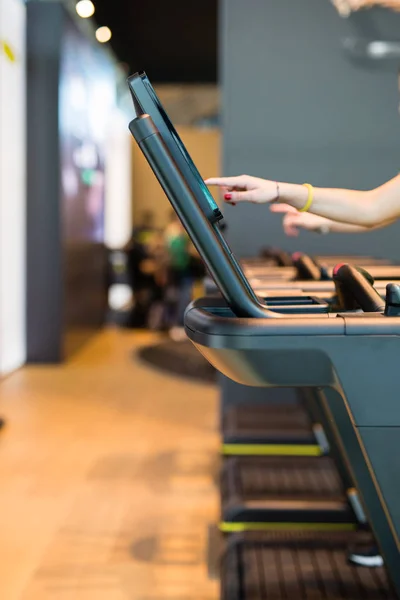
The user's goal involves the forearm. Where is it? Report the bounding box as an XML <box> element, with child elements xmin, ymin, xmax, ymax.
<box><xmin>207</xmin><ymin>173</ymin><xmax>400</xmax><ymax>226</ymax></box>
<box><xmin>280</xmin><ymin>174</ymin><xmax>400</xmax><ymax>227</ymax></box>
<box><xmin>278</xmin><ymin>183</ymin><xmax>377</xmax><ymax>227</ymax></box>
<box><xmin>323</xmin><ymin>217</ymin><xmax>395</xmax><ymax>233</ymax></box>
<box><xmin>323</xmin><ymin>220</ymin><xmax>372</xmax><ymax>233</ymax></box>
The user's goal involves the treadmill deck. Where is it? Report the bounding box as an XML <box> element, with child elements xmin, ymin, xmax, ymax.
<box><xmin>221</xmin><ymin>456</ymin><xmax>342</xmax><ymax>499</ymax></box>
<box><xmin>222</xmin><ymin>531</ymin><xmax>395</xmax><ymax>599</ymax></box>
<box><xmin>224</xmin><ymin>404</ymin><xmax>311</xmax><ymax>433</ymax></box>
<box><xmin>220</xmin><ymin>457</ymin><xmax>354</xmax><ymax>528</ymax></box>
<box><xmin>223</xmin><ymin>405</ymin><xmax>317</xmax><ymax>449</ymax></box>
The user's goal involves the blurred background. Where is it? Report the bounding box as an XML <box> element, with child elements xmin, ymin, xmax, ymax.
<box><xmin>1</xmin><ymin>0</ymin><xmax>400</xmax><ymax>598</ymax></box>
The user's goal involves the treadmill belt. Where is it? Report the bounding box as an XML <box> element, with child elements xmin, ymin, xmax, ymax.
<box><xmin>222</xmin><ymin>532</ymin><xmax>395</xmax><ymax>599</ymax></box>
<box><xmin>224</xmin><ymin>405</ymin><xmax>311</xmax><ymax>435</ymax></box>
<box><xmin>223</xmin><ymin>405</ymin><xmax>316</xmax><ymax>448</ymax></box>
<box><xmin>221</xmin><ymin>456</ymin><xmax>342</xmax><ymax>501</ymax></box>
<box><xmin>220</xmin><ymin>457</ymin><xmax>353</xmax><ymax>528</ymax></box>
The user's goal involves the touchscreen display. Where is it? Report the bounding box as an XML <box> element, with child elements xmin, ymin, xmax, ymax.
<box><xmin>140</xmin><ymin>74</ymin><xmax>221</xmax><ymax>217</ymax></box>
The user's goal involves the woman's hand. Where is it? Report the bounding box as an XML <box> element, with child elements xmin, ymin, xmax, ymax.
<box><xmin>207</xmin><ymin>172</ymin><xmax>400</xmax><ymax>228</ymax></box>
<box><xmin>270</xmin><ymin>203</ymin><xmax>386</xmax><ymax>235</ymax></box>
<box><xmin>270</xmin><ymin>204</ymin><xmax>331</xmax><ymax>236</ymax></box>
<box><xmin>205</xmin><ymin>175</ymin><xmax>280</xmax><ymax>205</ymax></box>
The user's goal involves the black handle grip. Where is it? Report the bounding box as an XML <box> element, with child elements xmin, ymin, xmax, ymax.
<box><xmin>275</xmin><ymin>251</ymin><xmax>293</xmax><ymax>267</ymax></box>
<box><xmin>292</xmin><ymin>253</ymin><xmax>321</xmax><ymax>281</ymax></box>
<box><xmin>385</xmin><ymin>283</ymin><xmax>400</xmax><ymax>316</ymax></box>
<box><xmin>333</xmin><ymin>263</ymin><xmax>385</xmax><ymax>313</ymax></box>
<box><xmin>261</xmin><ymin>247</ymin><xmax>293</xmax><ymax>267</ymax></box>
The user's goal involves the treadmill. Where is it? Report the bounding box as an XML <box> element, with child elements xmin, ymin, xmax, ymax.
<box><xmin>127</xmin><ymin>71</ymin><xmax>335</xmax><ymax>465</ymax></box>
<box><xmin>205</xmin><ymin>251</ymin><xmax>400</xmax><ymax>299</ymax></box>
<box><xmin>125</xmin><ymin>75</ymin><xmax>332</xmax><ymax>532</ymax></box>
<box><xmin>127</xmin><ymin>72</ymin><xmax>400</xmax><ymax>597</ymax></box>
<box><xmin>217</xmin><ymin>253</ymin><xmax>400</xmax><ymax>460</ymax></box>
<box><xmin>241</xmin><ymin>250</ymin><xmax>400</xmax><ymax>282</ymax></box>
<box><xmin>212</xmin><ymin>257</ymin><xmax>375</xmax><ymax>533</ymax></box>
<box><xmin>185</xmin><ymin>278</ymin><xmax>400</xmax><ymax>599</ymax></box>
<box><xmin>214</xmin><ymin>255</ymin><xmax>398</xmax><ymax>533</ymax></box>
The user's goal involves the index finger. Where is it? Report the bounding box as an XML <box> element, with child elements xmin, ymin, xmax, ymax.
<box><xmin>204</xmin><ymin>176</ymin><xmax>244</xmax><ymax>187</ymax></box>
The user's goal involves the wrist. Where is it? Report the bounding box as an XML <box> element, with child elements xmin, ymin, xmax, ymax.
<box><xmin>279</xmin><ymin>183</ymin><xmax>309</xmax><ymax>210</ymax></box>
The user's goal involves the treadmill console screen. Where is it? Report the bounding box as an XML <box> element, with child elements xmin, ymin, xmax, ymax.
<box><xmin>128</xmin><ymin>72</ymin><xmax>223</xmax><ymax>224</ymax></box>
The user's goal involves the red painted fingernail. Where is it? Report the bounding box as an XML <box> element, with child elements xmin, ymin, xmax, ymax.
<box><xmin>224</xmin><ymin>193</ymin><xmax>232</xmax><ymax>200</ymax></box>
<box><xmin>231</xmin><ymin>202</ymin><xmax>236</xmax><ymax>206</ymax></box>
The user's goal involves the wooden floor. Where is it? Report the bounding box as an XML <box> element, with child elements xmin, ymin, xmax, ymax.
<box><xmin>0</xmin><ymin>329</ymin><xmax>219</xmax><ymax>600</ymax></box>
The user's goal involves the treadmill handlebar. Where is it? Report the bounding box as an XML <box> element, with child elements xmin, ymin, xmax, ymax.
<box><xmin>333</xmin><ymin>264</ymin><xmax>385</xmax><ymax>313</ymax></box>
<box><xmin>261</xmin><ymin>247</ymin><xmax>293</xmax><ymax>267</ymax></box>
<box><xmin>385</xmin><ymin>283</ymin><xmax>400</xmax><ymax>316</ymax></box>
<box><xmin>292</xmin><ymin>253</ymin><xmax>323</xmax><ymax>281</ymax></box>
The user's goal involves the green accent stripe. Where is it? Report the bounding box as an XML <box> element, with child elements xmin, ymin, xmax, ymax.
<box><xmin>219</xmin><ymin>522</ymin><xmax>357</xmax><ymax>533</ymax></box>
<box><xmin>221</xmin><ymin>443</ymin><xmax>322</xmax><ymax>457</ymax></box>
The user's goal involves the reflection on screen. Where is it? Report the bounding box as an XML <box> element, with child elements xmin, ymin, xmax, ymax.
<box><xmin>141</xmin><ymin>75</ymin><xmax>220</xmax><ymax>215</ymax></box>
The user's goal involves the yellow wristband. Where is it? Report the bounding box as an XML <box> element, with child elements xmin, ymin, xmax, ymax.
<box><xmin>299</xmin><ymin>183</ymin><xmax>314</xmax><ymax>212</ymax></box>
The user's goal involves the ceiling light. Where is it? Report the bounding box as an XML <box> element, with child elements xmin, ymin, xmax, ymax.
<box><xmin>95</xmin><ymin>26</ymin><xmax>112</xmax><ymax>43</ymax></box>
<box><xmin>75</xmin><ymin>0</ymin><xmax>95</xmax><ymax>19</ymax></box>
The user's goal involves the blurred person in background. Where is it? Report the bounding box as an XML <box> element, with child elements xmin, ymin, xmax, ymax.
<box><xmin>132</xmin><ymin>209</ymin><xmax>157</xmax><ymax>245</ymax></box>
<box><xmin>124</xmin><ymin>210</ymin><xmax>161</xmax><ymax>327</ymax></box>
<box><xmin>163</xmin><ymin>211</ymin><xmax>204</xmax><ymax>341</ymax></box>
<box><xmin>164</xmin><ymin>211</ymin><xmax>193</xmax><ymax>341</ymax></box>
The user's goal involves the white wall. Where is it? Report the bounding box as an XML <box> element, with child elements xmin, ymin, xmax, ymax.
<box><xmin>104</xmin><ymin>108</ymin><xmax>133</xmax><ymax>310</ymax></box>
<box><xmin>0</xmin><ymin>0</ymin><xmax>26</xmax><ymax>374</ymax></box>
<box><xmin>104</xmin><ymin>107</ymin><xmax>132</xmax><ymax>249</ymax></box>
